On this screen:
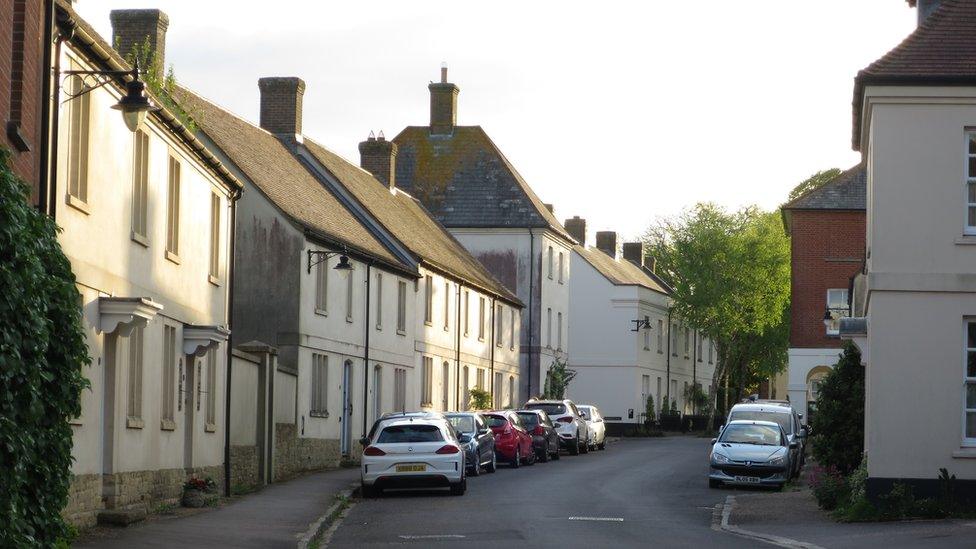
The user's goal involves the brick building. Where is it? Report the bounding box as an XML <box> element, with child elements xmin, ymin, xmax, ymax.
<box><xmin>780</xmin><ymin>165</ymin><xmax>866</xmax><ymax>421</ymax></box>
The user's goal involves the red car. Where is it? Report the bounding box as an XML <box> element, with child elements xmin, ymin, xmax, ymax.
<box><xmin>484</xmin><ymin>411</ymin><xmax>535</xmax><ymax>467</ymax></box>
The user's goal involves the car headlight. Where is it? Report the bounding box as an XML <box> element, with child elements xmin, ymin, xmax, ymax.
<box><xmin>711</xmin><ymin>452</ymin><xmax>730</xmax><ymax>465</ymax></box>
<box><xmin>767</xmin><ymin>455</ymin><xmax>786</xmax><ymax>466</ymax></box>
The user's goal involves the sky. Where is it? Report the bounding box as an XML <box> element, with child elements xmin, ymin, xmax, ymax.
<box><xmin>75</xmin><ymin>0</ymin><xmax>917</xmax><ymax>241</ymax></box>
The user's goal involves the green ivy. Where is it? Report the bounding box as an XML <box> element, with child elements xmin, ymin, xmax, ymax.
<box><xmin>0</xmin><ymin>147</ymin><xmax>90</xmax><ymax>547</ymax></box>
<box><xmin>541</xmin><ymin>358</ymin><xmax>576</xmax><ymax>400</ymax></box>
<box><xmin>119</xmin><ymin>36</ymin><xmax>198</xmax><ymax>132</ymax></box>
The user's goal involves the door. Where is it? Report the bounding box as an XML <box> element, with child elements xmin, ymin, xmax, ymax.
<box><xmin>373</xmin><ymin>364</ymin><xmax>382</xmax><ymax>423</ymax></box>
<box><xmin>183</xmin><ymin>354</ymin><xmax>196</xmax><ymax>468</ymax></box>
<box><xmin>340</xmin><ymin>360</ymin><xmax>353</xmax><ymax>455</ymax></box>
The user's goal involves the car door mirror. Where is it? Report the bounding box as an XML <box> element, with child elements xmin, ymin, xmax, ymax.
<box><xmin>478</xmin><ymin>428</ymin><xmax>489</xmax><ymax>436</ymax></box>
<box><xmin>359</xmin><ymin>436</ymin><xmax>370</xmax><ymax>447</ymax></box>
<box><xmin>789</xmin><ymin>442</ymin><xmax>798</xmax><ymax>450</ymax></box>
<box><xmin>710</xmin><ymin>438</ymin><xmax>717</xmax><ymax>444</ymax></box>
<box><xmin>459</xmin><ymin>434</ymin><xmax>472</xmax><ymax>443</ymax></box>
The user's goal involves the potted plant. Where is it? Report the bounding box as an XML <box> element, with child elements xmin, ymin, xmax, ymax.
<box><xmin>181</xmin><ymin>477</ymin><xmax>216</xmax><ymax>508</ymax></box>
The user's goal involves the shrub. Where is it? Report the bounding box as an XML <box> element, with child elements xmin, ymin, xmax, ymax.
<box><xmin>811</xmin><ymin>342</ymin><xmax>864</xmax><ymax>474</ymax></box>
<box><xmin>644</xmin><ymin>394</ymin><xmax>655</xmax><ymax>424</ymax></box>
<box><xmin>541</xmin><ymin>358</ymin><xmax>576</xmax><ymax>400</ymax></box>
<box><xmin>0</xmin><ymin>148</ymin><xmax>90</xmax><ymax>547</ymax></box>
<box><xmin>809</xmin><ymin>464</ymin><xmax>849</xmax><ymax>511</ymax></box>
<box><xmin>469</xmin><ymin>388</ymin><xmax>492</xmax><ymax>410</ymax></box>
<box><xmin>878</xmin><ymin>483</ymin><xmax>916</xmax><ymax>519</ymax></box>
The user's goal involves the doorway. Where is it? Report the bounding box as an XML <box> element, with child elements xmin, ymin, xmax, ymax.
<box><xmin>184</xmin><ymin>354</ymin><xmax>196</xmax><ymax>469</ymax></box>
<box><xmin>341</xmin><ymin>360</ymin><xmax>353</xmax><ymax>455</ymax></box>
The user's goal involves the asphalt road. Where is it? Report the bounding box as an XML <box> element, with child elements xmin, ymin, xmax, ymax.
<box><xmin>328</xmin><ymin>436</ymin><xmax>754</xmax><ymax>548</ymax></box>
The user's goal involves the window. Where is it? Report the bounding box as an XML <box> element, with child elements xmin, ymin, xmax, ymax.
<box><xmin>126</xmin><ymin>325</ymin><xmax>144</xmax><ymax>426</ymax></box>
<box><xmin>424</xmin><ymin>275</ymin><xmax>433</xmax><ymax>325</ymax></box>
<box><xmin>421</xmin><ymin>357</ymin><xmax>433</xmax><ymax>406</ymax></box>
<box><xmin>557</xmin><ymin>312</ymin><xmax>563</xmax><ymax>350</ymax></box>
<box><xmin>643</xmin><ymin>316</ymin><xmax>651</xmax><ymax>350</ymax></box>
<box><xmin>642</xmin><ymin>375</ymin><xmax>650</xmax><ymax>404</ymax></box>
<box><xmin>311</xmin><ymin>353</ymin><xmax>328</xmax><ymax>416</ymax></box>
<box><xmin>206</xmin><ymin>349</ymin><xmax>217</xmax><ymax>429</ymax></box>
<box><xmin>709</xmin><ymin>340</ymin><xmax>714</xmax><ymax>364</ymax></box>
<box><xmin>165</xmin><ymin>156</ymin><xmax>181</xmax><ymax>259</ymax></box>
<box><xmin>161</xmin><ymin>325</ymin><xmax>176</xmax><ymax>428</ymax></box>
<box><xmin>657</xmin><ymin>319</ymin><xmax>663</xmax><ymax>353</ymax></box>
<box><xmin>131</xmin><ymin>129</ymin><xmax>150</xmax><ymax>240</ymax></box>
<box><xmin>683</xmin><ymin>327</ymin><xmax>690</xmax><ymax>357</ymax></box>
<box><xmin>558</xmin><ymin>252</ymin><xmax>564</xmax><ymax>283</ymax></box>
<box><xmin>656</xmin><ymin>377</ymin><xmax>662</xmax><ymax>411</ymax></box>
<box><xmin>478</xmin><ymin>297</ymin><xmax>486</xmax><ymax>341</ymax></box>
<box><xmin>462</xmin><ymin>366</ymin><xmax>470</xmax><ymax>409</ymax></box>
<box><xmin>373</xmin><ymin>365</ymin><xmax>382</xmax><ymax>419</ymax></box>
<box><xmin>209</xmin><ymin>193</ymin><xmax>221</xmax><ymax>281</ymax></box>
<box><xmin>670</xmin><ymin>379</ymin><xmax>677</xmax><ymax>407</ymax></box>
<box><xmin>968</xmin><ymin>132</ymin><xmax>976</xmax><ymax>233</ymax></box>
<box><xmin>547</xmin><ymin>308</ymin><xmax>553</xmax><ymax>348</ymax></box>
<box><xmin>508</xmin><ymin>376</ymin><xmax>515</xmax><ymax>408</ymax></box>
<box><xmin>476</xmin><ymin>368</ymin><xmax>486</xmax><ymax>390</ymax></box>
<box><xmin>463</xmin><ymin>290</ymin><xmax>470</xmax><ymax>336</ymax></box>
<box><xmin>397</xmin><ymin>281</ymin><xmax>407</xmax><ymax>333</ymax></box>
<box><xmin>496</xmin><ymin>304</ymin><xmax>504</xmax><ymax>347</ymax></box>
<box><xmin>697</xmin><ymin>332</ymin><xmax>703</xmax><ymax>362</ymax></box>
<box><xmin>444</xmin><ymin>281</ymin><xmax>451</xmax><ymax>331</ymax></box>
<box><xmin>548</xmin><ymin>246</ymin><xmax>554</xmax><ymax>279</ymax></box>
<box><xmin>966</xmin><ymin>323</ymin><xmax>976</xmax><ymax>443</ymax></box>
<box><xmin>510</xmin><ymin>308</ymin><xmax>516</xmax><ymax>350</ymax></box>
<box><xmin>345</xmin><ymin>266</ymin><xmax>354</xmax><ymax>322</ymax></box>
<box><xmin>315</xmin><ymin>256</ymin><xmax>329</xmax><ymax>313</ymax></box>
<box><xmin>441</xmin><ymin>361</ymin><xmax>450</xmax><ymax>410</ymax></box>
<box><xmin>66</xmin><ymin>68</ymin><xmax>91</xmax><ymax>206</ymax></box>
<box><xmin>494</xmin><ymin>372</ymin><xmax>503</xmax><ymax>408</ymax></box>
<box><xmin>825</xmin><ymin>289</ymin><xmax>849</xmax><ymax>336</ymax></box>
<box><xmin>671</xmin><ymin>323</ymin><xmax>678</xmax><ymax>356</ymax></box>
<box><xmin>375</xmin><ymin>273</ymin><xmax>382</xmax><ymax>330</ymax></box>
<box><xmin>394</xmin><ymin>368</ymin><xmax>406</xmax><ymax>412</ymax></box>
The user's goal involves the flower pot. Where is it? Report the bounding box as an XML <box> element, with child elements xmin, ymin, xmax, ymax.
<box><xmin>182</xmin><ymin>488</ymin><xmax>206</xmax><ymax>508</ymax></box>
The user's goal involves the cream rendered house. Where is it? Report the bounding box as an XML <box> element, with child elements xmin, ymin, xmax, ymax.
<box><xmin>847</xmin><ymin>0</ymin><xmax>976</xmax><ymax>499</ymax></box>
<box><xmin>55</xmin><ymin>5</ymin><xmax>241</xmax><ymax>526</ymax></box>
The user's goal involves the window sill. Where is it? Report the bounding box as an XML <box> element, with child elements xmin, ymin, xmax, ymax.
<box><xmin>952</xmin><ymin>448</ymin><xmax>976</xmax><ymax>459</ymax></box>
<box><xmin>208</xmin><ymin>274</ymin><xmax>221</xmax><ymax>287</ymax></box>
<box><xmin>310</xmin><ymin>411</ymin><xmax>330</xmax><ymax>419</ymax></box>
<box><xmin>130</xmin><ymin>231</ymin><xmax>149</xmax><ymax>248</ymax></box>
<box><xmin>424</xmin><ymin>321</ymin><xmax>433</xmax><ymax>327</ymax></box>
<box><xmin>204</xmin><ymin>423</ymin><xmax>216</xmax><ymax>433</ymax></box>
<box><xmin>396</xmin><ymin>329</ymin><xmax>406</xmax><ymax>336</ymax></box>
<box><xmin>955</xmin><ymin>235</ymin><xmax>976</xmax><ymax>245</ymax></box>
<box><xmin>126</xmin><ymin>417</ymin><xmax>145</xmax><ymax>429</ymax></box>
<box><xmin>160</xmin><ymin>419</ymin><xmax>176</xmax><ymax>431</ymax></box>
<box><xmin>346</xmin><ymin>316</ymin><xmax>354</xmax><ymax>324</ymax></box>
<box><xmin>315</xmin><ymin>308</ymin><xmax>328</xmax><ymax>317</ymax></box>
<box><xmin>643</xmin><ymin>347</ymin><xmax>650</xmax><ymax>351</ymax></box>
<box><xmin>376</xmin><ymin>324</ymin><xmax>382</xmax><ymax>331</ymax></box>
<box><xmin>165</xmin><ymin>250</ymin><xmax>182</xmax><ymax>265</ymax></box>
<box><xmin>69</xmin><ymin>418</ymin><xmax>83</xmax><ymax>426</ymax></box>
<box><xmin>444</xmin><ymin>326</ymin><xmax>450</xmax><ymax>332</ymax></box>
<box><xmin>479</xmin><ymin>337</ymin><xmax>486</xmax><ymax>343</ymax></box>
<box><xmin>65</xmin><ymin>194</ymin><xmax>90</xmax><ymax>215</ymax></box>
<box><xmin>657</xmin><ymin>350</ymin><xmax>663</xmax><ymax>354</ymax></box>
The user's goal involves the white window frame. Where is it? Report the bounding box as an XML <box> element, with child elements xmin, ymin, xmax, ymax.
<box><xmin>424</xmin><ymin>275</ymin><xmax>433</xmax><ymax>325</ymax></box>
<box><xmin>964</xmin><ymin>321</ymin><xmax>976</xmax><ymax>446</ymax></box>
<box><xmin>66</xmin><ymin>64</ymin><xmax>91</xmax><ymax>210</ymax></box>
<box><xmin>657</xmin><ymin>319</ymin><xmax>664</xmax><ymax>353</ymax></box>
<box><xmin>476</xmin><ymin>368</ymin><xmax>486</xmax><ymax>390</ymax></box>
<box><xmin>126</xmin><ymin>325</ymin><xmax>144</xmax><ymax>428</ymax></box>
<box><xmin>375</xmin><ymin>272</ymin><xmax>383</xmax><ymax>330</ymax></box>
<box><xmin>394</xmin><ymin>368</ymin><xmax>406</xmax><ymax>412</ymax></box>
<box><xmin>966</xmin><ymin>131</ymin><xmax>976</xmax><ymax>235</ymax></box>
<box><xmin>421</xmin><ymin>357</ymin><xmax>433</xmax><ymax>407</ymax></box>
<box><xmin>444</xmin><ymin>281</ymin><xmax>451</xmax><ymax>331</ymax></box>
<box><xmin>311</xmin><ymin>353</ymin><xmax>329</xmax><ymax>417</ymax></box>
<box><xmin>558</xmin><ymin>252</ymin><xmax>564</xmax><ymax>284</ymax></box>
<box><xmin>478</xmin><ymin>297</ymin><xmax>486</xmax><ymax>341</ymax></box>
<box><xmin>548</xmin><ymin>246</ymin><xmax>554</xmax><ymax>279</ymax></box>
<box><xmin>494</xmin><ymin>371</ymin><xmax>504</xmax><ymax>409</ymax></box>
<box><xmin>131</xmin><ymin>129</ymin><xmax>150</xmax><ymax>243</ymax></box>
<box><xmin>463</xmin><ymin>290</ymin><xmax>470</xmax><ymax>337</ymax></box>
<box><xmin>396</xmin><ymin>280</ymin><xmax>407</xmax><ymax>334</ymax></box>
<box><xmin>826</xmin><ymin>288</ymin><xmax>849</xmax><ymax>336</ymax></box>
<box><xmin>496</xmin><ymin>304</ymin><xmax>504</xmax><ymax>347</ymax></box>
<box><xmin>441</xmin><ymin>361</ymin><xmax>451</xmax><ymax>410</ymax></box>
<box><xmin>557</xmin><ymin>312</ymin><xmax>563</xmax><ymax>351</ymax></box>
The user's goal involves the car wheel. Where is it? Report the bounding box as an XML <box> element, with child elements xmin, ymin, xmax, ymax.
<box><xmin>580</xmin><ymin>438</ymin><xmax>589</xmax><ymax>454</ymax></box>
<box><xmin>512</xmin><ymin>447</ymin><xmax>521</xmax><ymax>468</ymax></box>
<box><xmin>708</xmin><ymin>479</ymin><xmax>721</xmax><ymax>489</ymax></box>
<box><xmin>470</xmin><ymin>457</ymin><xmax>481</xmax><ymax>477</ymax></box>
<box><xmin>568</xmin><ymin>437</ymin><xmax>580</xmax><ymax>456</ymax></box>
<box><xmin>539</xmin><ymin>447</ymin><xmax>549</xmax><ymax>463</ymax></box>
<box><xmin>526</xmin><ymin>447</ymin><xmax>536</xmax><ymax>466</ymax></box>
<box><xmin>487</xmin><ymin>451</ymin><xmax>497</xmax><ymax>473</ymax></box>
<box><xmin>450</xmin><ymin>478</ymin><xmax>467</xmax><ymax>496</ymax></box>
<box><xmin>361</xmin><ymin>483</ymin><xmax>378</xmax><ymax>498</ymax></box>
<box><xmin>552</xmin><ymin>444</ymin><xmax>561</xmax><ymax>460</ymax></box>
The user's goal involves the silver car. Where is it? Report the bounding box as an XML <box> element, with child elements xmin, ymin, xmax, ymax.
<box><xmin>708</xmin><ymin>420</ymin><xmax>796</xmax><ymax>490</ymax></box>
<box><xmin>723</xmin><ymin>402</ymin><xmax>804</xmax><ymax>479</ymax></box>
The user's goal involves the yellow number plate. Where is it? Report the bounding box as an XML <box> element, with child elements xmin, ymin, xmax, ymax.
<box><xmin>396</xmin><ymin>464</ymin><xmax>426</xmax><ymax>472</ymax></box>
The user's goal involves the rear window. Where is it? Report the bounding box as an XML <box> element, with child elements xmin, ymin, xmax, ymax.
<box><xmin>485</xmin><ymin>415</ymin><xmax>509</xmax><ymax>428</ymax></box>
<box><xmin>518</xmin><ymin>412</ymin><xmax>540</xmax><ymax>427</ymax></box>
<box><xmin>447</xmin><ymin>416</ymin><xmax>475</xmax><ymax>434</ymax></box>
<box><xmin>526</xmin><ymin>403</ymin><xmax>566</xmax><ymax>416</ymax></box>
<box><xmin>377</xmin><ymin>424</ymin><xmax>444</xmax><ymax>443</ymax></box>
<box><xmin>729</xmin><ymin>411</ymin><xmax>792</xmax><ymax>434</ymax></box>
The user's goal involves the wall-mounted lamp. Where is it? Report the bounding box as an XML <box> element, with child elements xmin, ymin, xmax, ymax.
<box><xmin>62</xmin><ymin>60</ymin><xmax>159</xmax><ymax>132</ymax></box>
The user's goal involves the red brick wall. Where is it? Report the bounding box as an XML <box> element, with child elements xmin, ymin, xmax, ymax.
<box><xmin>789</xmin><ymin>209</ymin><xmax>866</xmax><ymax>349</ymax></box>
<box><xmin>1</xmin><ymin>0</ymin><xmax>46</xmax><ymax>201</ymax></box>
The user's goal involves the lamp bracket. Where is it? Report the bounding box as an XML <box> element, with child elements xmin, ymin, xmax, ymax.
<box><xmin>60</xmin><ymin>66</ymin><xmax>140</xmax><ymax>104</ymax></box>
<box><xmin>307</xmin><ymin>248</ymin><xmax>347</xmax><ymax>274</ymax></box>
<box><xmin>631</xmin><ymin>318</ymin><xmax>652</xmax><ymax>332</ymax></box>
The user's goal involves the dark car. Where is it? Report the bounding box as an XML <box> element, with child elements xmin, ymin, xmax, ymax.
<box><xmin>445</xmin><ymin>412</ymin><xmax>497</xmax><ymax>476</ymax></box>
<box><xmin>484</xmin><ymin>411</ymin><xmax>535</xmax><ymax>467</ymax></box>
<box><xmin>517</xmin><ymin>410</ymin><xmax>560</xmax><ymax>462</ymax></box>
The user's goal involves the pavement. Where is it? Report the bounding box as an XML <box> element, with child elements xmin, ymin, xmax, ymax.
<box><xmin>74</xmin><ymin>466</ymin><xmax>361</xmax><ymax>548</ymax></box>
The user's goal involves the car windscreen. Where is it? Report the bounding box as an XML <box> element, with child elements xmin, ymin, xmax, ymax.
<box><xmin>377</xmin><ymin>424</ymin><xmax>444</xmax><ymax>443</ymax></box>
<box><xmin>720</xmin><ymin>424</ymin><xmax>782</xmax><ymax>446</ymax></box>
<box><xmin>526</xmin><ymin>403</ymin><xmax>566</xmax><ymax>416</ymax></box>
<box><xmin>485</xmin><ymin>415</ymin><xmax>508</xmax><ymax>428</ymax></box>
<box><xmin>517</xmin><ymin>412</ymin><xmax>539</xmax><ymax>428</ymax></box>
<box><xmin>729</xmin><ymin>411</ymin><xmax>792</xmax><ymax>434</ymax></box>
<box><xmin>447</xmin><ymin>416</ymin><xmax>475</xmax><ymax>434</ymax></box>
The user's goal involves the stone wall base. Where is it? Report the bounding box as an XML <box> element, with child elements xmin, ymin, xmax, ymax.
<box><xmin>273</xmin><ymin>423</ymin><xmax>340</xmax><ymax>481</ymax></box>
<box><xmin>62</xmin><ymin>473</ymin><xmax>102</xmax><ymax>529</ymax></box>
<box><xmin>230</xmin><ymin>445</ymin><xmax>261</xmax><ymax>492</ymax></box>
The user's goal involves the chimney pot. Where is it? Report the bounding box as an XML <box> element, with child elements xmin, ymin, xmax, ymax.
<box><xmin>595</xmin><ymin>231</ymin><xmax>618</xmax><ymax>259</ymax></box>
<box><xmin>360</xmin><ymin>133</ymin><xmax>398</xmax><ymax>189</ymax></box>
<box><xmin>258</xmin><ymin>77</ymin><xmax>306</xmax><ymax>137</ymax></box>
<box><xmin>429</xmin><ymin>66</ymin><xmax>459</xmax><ymax>135</ymax></box>
<box><xmin>564</xmin><ymin>216</ymin><xmax>586</xmax><ymax>246</ymax></box>
<box><xmin>110</xmin><ymin>9</ymin><xmax>169</xmax><ymax>80</ymax></box>
<box><xmin>622</xmin><ymin>242</ymin><xmax>645</xmax><ymax>267</ymax></box>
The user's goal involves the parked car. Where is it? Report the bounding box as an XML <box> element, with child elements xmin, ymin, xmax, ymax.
<box><xmin>523</xmin><ymin>399</ymin><xmax>588</xmax><ymax>455</ymax></box>
<box><xmin>360</xmin><ymin>416</ymin><xmax>465</xmax><ymax>498</ymax></box>
<box><xmin>722</xmin><ymin>402</ymin><xmax>805</xmax><ymax>479</ymax></box>
<box><xmin>445</xmin><ymin>412</ymin><xmax>497</xmax><ymax>476</ymax></box>
<box><xmin>708</xmin><ymin>420</ymin><xmax>796</xmax><ymax>490</ymax></box>
<box><xmin>516</xmin><ymin>409</ymin><xmax>560</xmax><ymax>462</ymax></box>
<box><xmin>576</xmin><ymin>405</ymin><xmax>607</xmax><ymax>451</ymax></box>
<box><xmin>484</xmin><ymin>411</ymin><xmax>535</xmax><ymax>467</ymax></box>
<box><xmin>366</xmin><ymin>411</ymin><xmax>447</xmax><ymax>442</ymax></box>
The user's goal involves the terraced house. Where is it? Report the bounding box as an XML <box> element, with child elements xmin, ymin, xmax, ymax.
<box><xmin>390</xmin><ymin>68</ymin><xmax>575</xmax><ymax>402</ymax></box>
<box><xmin>53</xmin><ymin>4</ymin><xmax>242</xmax><ymax>526</ymax></box>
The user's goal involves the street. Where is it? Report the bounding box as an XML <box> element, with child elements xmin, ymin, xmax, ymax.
<box><xmin>329</xmin><ymin>436</ymin><xmax>753</xmax><ymax>548</ymax></box>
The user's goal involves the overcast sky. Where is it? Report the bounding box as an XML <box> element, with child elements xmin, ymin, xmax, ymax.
<box><xmin>75</xmin><ymin>0</ymin><xmax>916</xmax><ymax>240</ymax></box>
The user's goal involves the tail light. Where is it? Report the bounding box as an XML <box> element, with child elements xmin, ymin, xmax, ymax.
<box><xmin>533</xmin><ymin>425</ymin><xmax>544</xmax><ymax>436</ymax></box>
<box><xmin>363</xmin><ymin>446</ymin><xmax>386</xmax><ymax>456</ymax></box>
<box><xmin>557</xmin><ymin>417</ymin><xmax>573</xmax><ymax>423</ymax></box>
<box><xmin>436</xmin><ymin>444</ymin><xmax>461</xmax><ymax>454</ymax></box>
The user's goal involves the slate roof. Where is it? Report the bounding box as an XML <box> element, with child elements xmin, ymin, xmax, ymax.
<box><xmin>574</xmin><ymin>245</ymin><xmax>670</xmax><ymax>295</ymax></box>
<box><xmin>301</xmin><ymin>140</ymin><xmax>522</xmax><ymax>306</ymax></box>
<box><xmin>782</xmin><ymin>164</ymin><xmax>866</xmax><ymax>211</ymax></box>
<box><xmin>393</xmin><ymin>126</ymin><xmax>575</xmax><ymax>242</ymax></box>
<box><xmin>175</xmin><ymin>87</ymin><xmax>409</xmax><ymax>272</ymax></box>
<box><xmin>853</xmin><ymin>0</ymin><xmax>976</xmax><ymax>149</ymax></box>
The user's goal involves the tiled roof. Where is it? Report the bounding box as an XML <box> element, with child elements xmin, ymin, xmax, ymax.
<box><xmin>393</xmin><ymin>126</ymin><xmax>574</xmax><ymax>242</ymax></box>
<box><xmin>853</xmin><ymin>0</ymin><xmax>976</xmax><ymax>149</ymax></box>
<box><xmin>302</xmin><ymin>140</ymin><xmax>522</xmax><ymax>306</ymax></box>
<box><xmin>175</xmin><ymin>87</ymin><xmax>407</xmax><ymax>271</ymax></box>
<box><xmin>574</xmin><ymin>245</ymin><xmax>670</xmax><ymax>295</ymax></box>
<box><xmin>782</xmin><ymin>164</ymin><xmax>866</xmax><ymax>211</ymax></box>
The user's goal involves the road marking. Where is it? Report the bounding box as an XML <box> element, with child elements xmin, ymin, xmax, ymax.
<box><xmin>715</xmin><ymin>495</ymin><xmax>825</xmax><ymax>549</ymax></box>
<box><xmin>568</xmin><ymin>516</ymin><xmax>624</xmax><ymax>522</ymax></box>
<box><xmin>398</xmin><ymin>534</ymin><xmax>467</xmax><ymax>539</ymax></box>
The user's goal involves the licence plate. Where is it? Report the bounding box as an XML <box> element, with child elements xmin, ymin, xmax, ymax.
<box><xmin>734</xmin><ymin>476</ymin><xmax>761</xmax><ymax>484</ymax></box>
<box><xmin>396</xmin><ymin>464</ymin><xmax>426</xmax><ymax>472</ymax></box>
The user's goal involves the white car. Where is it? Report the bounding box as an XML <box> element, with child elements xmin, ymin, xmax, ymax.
<box><xmin>524</xmin><ymin>399</ymin><xmax>588</xmax><ymax>455</ymax></box>
<box><xmin>360</xmin><ymin>417</ymin><xmax>466</xmax><ymax>498</ymax></box>
<box><xmin>577</xmin><ymin>405</ymin><xmax>607</xmax><ymax>451</ymax></box>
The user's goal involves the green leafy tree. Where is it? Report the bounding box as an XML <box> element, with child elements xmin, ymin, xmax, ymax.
<box><xmin>787</xmin><ymin>168</ymin><xmax>842</xmax><ymax>203</ymax></box>
<box><xmin>0</xmin><ymin>148</ymin><xmax>90</xmax><ymax>546</ymax></box>
<box><xmin>644</xmin><ymin>394</ymin><xmax>655</xmax><ymax>424</ymax></box>
<box><xmin>811</xmin><ymin>343</ymin><xmax>864</xmax><ymax>474</ymax></box>
<box><xmin>119</xmin><ymin>36</ymin><xmax>197</xmax><ymax>131</ymax></box>
<box><xmin>644</xmin><ymin>204</ymin><xmax>791</xmax><ymax>427</ymax></box>
<box><xmin>542</xmin><ymin>358</ymin><xmax>576</xmax><ymax>400</ymax></box>
<box><xmin>469</xmin><ymin>388</ymin><xmax>492</xmax><ymax>410</ymax></box>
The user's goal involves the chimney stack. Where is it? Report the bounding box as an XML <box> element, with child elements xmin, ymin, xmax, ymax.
<box><xmin>429</xmin><ymin>64</ymin><xmax>459</xmax><ymax>135</ymax></box>
<box><xmin>359</xmin><ymin>132</ymin><xmax>398</xmax><ymax>189</ymax></box>
<box><xmin>596</xmin><ymin>231</ymin><xmax>617</xmax><ymax>258</ymax></box>
<box><xmin>622</xmin><ymin>242</ymin><xmax>645</xmax><ymax>267</ymax></box>
<box><xmin>544</xmin><ymin>203</ymin><xmax>554</xmax><ymax>215</ymax></box>
<box><xmin>908</xmin><ymin>0</ymin><xmax>942</xmax><ymax>26</ymax></box>
<box><xmin>110</xmin><ymin>9</ymin><xmax>169</xmax><ymax>80</ymax></box>
<box><xmin>258</xmin><ymin>77</ymin><xmax>306</xmax><ymax>137</ymax></box>
<box><xmin>564</xmin><ymin>216</ymin><xmax>586</xmax><ymax>246</ymax></box>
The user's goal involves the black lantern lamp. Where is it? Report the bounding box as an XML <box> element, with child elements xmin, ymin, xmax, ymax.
<box><xmin>307</xmin><ymin>249</ymin><xmax>354</xmax><ymax>274</ymax></box>
<box><xmin>62</xmin><ymin>60</ymin><xmax>160</xmax><ymax>133</ymax></box>
<box><xmin>822</xmin><ymin>308</ymin><xmax>833</xmax><ymax>328</ymax></box>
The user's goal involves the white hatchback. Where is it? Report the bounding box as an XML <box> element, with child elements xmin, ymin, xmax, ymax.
<box><xmin>577</xmin><ymin>405</ymin><xmax>607</xmax><ymax>451</ymax></box>
<box><xmin>360</xmin><ymin>417</ymin><xmax>466</xmax><ymax>497</ymax></box>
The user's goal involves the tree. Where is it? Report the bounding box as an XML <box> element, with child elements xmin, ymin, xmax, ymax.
<box><xmin>787</xmin><ymin>168</ymin><xmax>842</xmax><ymax>203</ymax></box>
<box><xmin>811</xmin><ymin>343</ymin><xmax>864</xmax><ymax>475</ymax></box>
<box><xmin>469</xmin><ymin>388</ymin><xmax>492</xmax><ymax>410</ymax></box>
<box><xmin>0</xmin><ymin>148</ymin><xmax>90</xmax><ymax>546</ymax></box>
<box><xmin>542</xmin><ymin>358</ymin><xmax>576</xmax><ymax>400</ymax></box>
<box><xmin>644</xmin><ymin>204</ymin><xmax>791</xmax><ymax>427</ymax></box>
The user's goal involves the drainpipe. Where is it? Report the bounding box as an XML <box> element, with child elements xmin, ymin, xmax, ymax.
<box><xmin>223</xmin><ymin>186</ymin><xmax>241</xmax><ymax>497</ymax></box>
<box><xmin>665</xmin><ymin>308</ymin><xmax>673</xmax><ymax>409</ymax></box>
<box><xmin>489</xmin><ymin>296</ymin><xmax>496</xmax><ymax>405</ymax></box>
<box><xmin>455</xmin><ymin>282</ymin><xmax>462</xmax><ymax>410</ymax></box>
<box><xmin>527</xmin><ymin>231</ymin><xmax>535</xmax><ymax>399</ymax></box>
<box><xmin>46</xmin><ymin>8</ymin><xmax>71</xmax><ymax>219</ymax></box>
<box><xmin>692</xmin><ymin>329</ymin><xmax>697</xmax><ymax>415</ymax></box>
<box><xmin>362</xmin><ymin>262</ymin><xmax>372</xmax><ymax>438</ymax></box>
<box><xmin>37</xmin><ymin>0</ymin><xmax>55</xmax><ymax>214</ymax></box>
